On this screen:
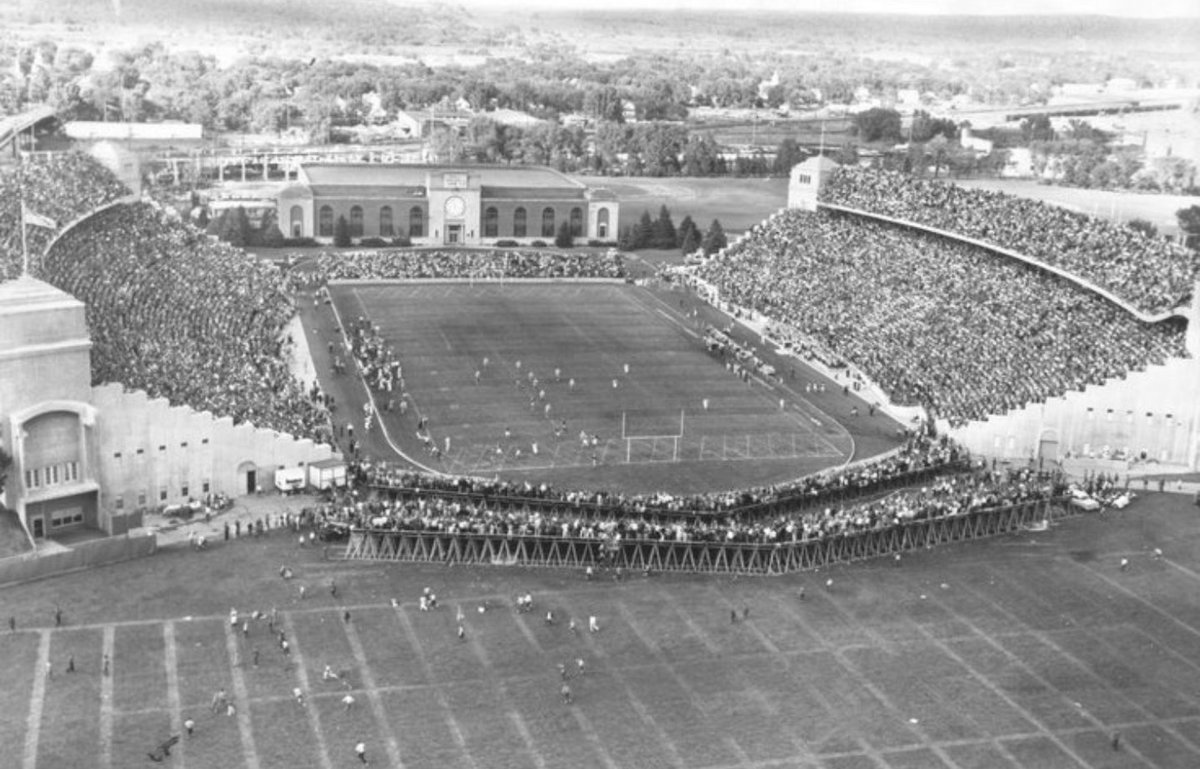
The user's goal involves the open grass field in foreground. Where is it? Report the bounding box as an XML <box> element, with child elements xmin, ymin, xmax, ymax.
<box><xmin>6</xmin><ymin>494</ymin><xmax>1200</xmax><ymax>768</ymax></box>
<box><xmin>321</xmin><ymin>281</ymin><xmax>869</xmax><ymax>494</ymax></box>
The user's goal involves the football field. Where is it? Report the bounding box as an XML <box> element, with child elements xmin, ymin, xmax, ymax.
<box><xmin>324</xmin><ymin>281</ymin><xmax>859</xmax><ymax>494</ymax></box>
<box><xmin>5</xmin><ymin>494</ymin><xmax>1200</xmax><ymax>768</ymax></box>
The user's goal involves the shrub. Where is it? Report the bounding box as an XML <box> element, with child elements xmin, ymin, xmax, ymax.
<box><xmin>494</xmin><ymin>239</ymin><xmax>519</xmax><ymax>247</ymax></box>
<box><xmin>358</xmin><ymin>237</ymin><xmax>388</xmax><ymax>247</ymax></box>
<box><xmin>530</xmin><ymin>239</ymin><xmax>548</xmax><ymax>247</ymax></box>
<box><xmin>390</xmin><ymin>235</ymin><xmax>412</xmax><ymax>247</ymax></box>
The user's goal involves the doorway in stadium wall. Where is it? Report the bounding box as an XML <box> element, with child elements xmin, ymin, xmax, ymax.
<box><xmin>446</xmin><ymin>224</ymin><xmax>463</xmax><ymax>245</ymax></box>
<box><xmin>1037</xmin><ymin>430</ymin><xmax>1059</xmax><ymax>463</ymax></box>
<box><xmin>237</xmin><ymin>461</ymin><xmax>258</xmax><ymax>495</ymax></box>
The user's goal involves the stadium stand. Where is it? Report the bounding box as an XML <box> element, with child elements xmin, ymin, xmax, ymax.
<box><xmin>821</xmin><ymin>166</ymin><xmax>1199</xmax><ymax>316</ymax></box>
<box><xmin>0</xmin><ymin>152</ymin><xmax>130</xmax><ymax>280</ymax></box>
<box><xmin>695</xmin><ymin>208</ymin><xmax>1188</xmax><ymax>427</ymax></box>
<box><xmin>301</xmin><ymin>248</ymin><xmax>626</xmax><ymax>285</ymax></box>
<box><xmin>37</xmin><ymin>201</ymin><xmax>331</xmax><ymax>443</ymax></box>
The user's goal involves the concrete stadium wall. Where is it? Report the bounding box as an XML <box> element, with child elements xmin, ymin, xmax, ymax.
<box><xmin>91</xmin><ymin>384</ymin><xmax>340</xmax><ymax>511</ymax></box>
<box><xmin>0</xmin><ymin>530</ymin><xmax>157</xmax><ymax>587</ymax></box>
<box><xmin>949</xmin><ymin>355</ymin><xmax>1200</xmax><ymax>468</ymax></box>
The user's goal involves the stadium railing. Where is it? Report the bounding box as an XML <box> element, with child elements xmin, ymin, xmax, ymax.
<box><xmin>341</xmin><ymin>496</ymin><xmax>1067</xmax><ymax>575</ymax></box>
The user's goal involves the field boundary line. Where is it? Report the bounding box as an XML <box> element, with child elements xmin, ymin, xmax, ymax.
<box><xmin>463</xmin><ymin>625</ymin><xmax>554</xmax><ymax>769</ymax></box>
<box><xmin>99</xmin><ymin>625</ymin><xmax>115</xmax><ymax>769</ymax></box>
<box><xmin>221</xmin><ymin>620</ymin><xmax>263</xmax><ymax>769</ymax></box>
<box><xmin>162</xmin><ymin>622</ymin><xmax>185</xmax><ymax>769</ymax></box>
<box><xmin>613</xmin><ymin>600</ymin><xmax>753</xmax><ymax>765</ymax></box>
<box><xmin>943</xmin><ymin>575</ymin><xmax>1157</xmax><ymax>768</ymax></box>
<box><xmin>391</xmin><ymin>607</ymin><xmax>479</xmax><ymax>769</ymax></box>
<box><xmin>342</xmin><ymin>621</ymin><xmax>405</xmax><ymax>769</ymax></box>
<box><xmin>278</xmin><ymin>613</ymin><xmax>334</xmax><ymax>769</ymax></box>
<box><xmin>333</xmin><ymin>287</ymin><xmax>442</xmax><ymax>477</ymax></box>
<box><xmin>22</xmin><ymin>629</ymin><xmax>50</xmax><ymax>769</ymax></box>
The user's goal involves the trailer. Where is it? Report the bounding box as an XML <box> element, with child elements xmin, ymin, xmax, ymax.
<box><xmin>274</xmin><ymin>466</ymin><xmax>306</xmax><ymax>494</ymax></box>
<box><xmin>308</xmin><ymin>459</ymin><xmax>348</xmax><ymax>491</ymax></box>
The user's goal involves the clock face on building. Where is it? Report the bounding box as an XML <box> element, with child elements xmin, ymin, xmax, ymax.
<box><xmin>444</xmin><ymin>196</ymin><xmax>466</xmax><ymax>218</ymax></box>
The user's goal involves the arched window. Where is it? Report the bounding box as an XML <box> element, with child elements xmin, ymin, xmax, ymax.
<box><xmin>318</xmin><ymin>205</ymin><xmax>334</xmax><ymax>237</ymax></box>
<box><xmin>409</xmin><ymin>206</ymin><xmax>424</xmax><ymax>238</ymax></box>
<box><xmin>513</xmin><ymin>207</ymin><xmax>527</xmax><ymax>238</ymax></box>
<box><xmin>379</xmin><ymin>206</ymin><xmax>393</xmax><ymax>237</ymax></box>
<box><xmin>542</xmin><ymin>207</ymin><xmax>555</xmax><ymax>237</ymax></box>
<box><xmin>484</xmin><ymin>207</ymin><xmax>499</xmax><ymax>238</ymax></box>
<box><xmin>290</xmin><ymin>205</ymin><xmax>304</xmax><ymax>238</ymax></box>
<box><xmin>349</xmin><ymin>205</ymin><xmax>364</xmax><ymax>238</ymax></box>
<box><xmin>570</xmin><ymin>207</ymin><xmax>583</xmax><ymax>238</ymax></box>
<box><xmin>596</xmin><ymin>208</ymin><xmax>610</xmax><ymax>239</ymax></box>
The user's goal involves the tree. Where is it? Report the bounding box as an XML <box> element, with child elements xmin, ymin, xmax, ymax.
<box><xmin>701</xmin><ymin>219</ymin><xmax>727</xmax><ymax>256</ymax></box>
<box><xmin>1177</xmin><ymin>205</ymin><xmax>1200</xmax><ymax>250</ymax></box>
<box><xmin>652</xmin><ymin>205</ymin><xmax>677</xmax><ymax>250</ymax></box>
<box><xmin>1020</xmin><ymin>114</ymin><xmax>1055</xmax><ymax>143</ymax></box>
<box><xmin>0</xmin><ymin>444</ymin><xmax>10</xmax><ymax>497</ymax></box>
<box><xmin>334</xmin><ymin>215</ymin><xmax>351</xmax><ymax>247</ymax></box>
<box><xmin>852</xmin><ymin>107</ymin><xmax>903</xmax><ymax>144</ymax></box>
<box><xmin>632</xmin><ymin>210</ymin><xmax>655</xmax><ymax>250</ymax></box>
<box><xmin>1127</xmin><ymin>219</ymin><xmax>1157</xmax><ymax>238</ymax></box>
<box><xmin>773</xmin><ymin>138</ymin><xmax>806</xmax><ymax>175</ymax></box>
<box><xmin>680</xmin><ymin>224</ymin><xmax>701</xmax><ymax>256</ymax></box>
<box><xmin>554</xmin><ymin>220</ymin><xmax>574</xmax><ymax>248</ymax></box>
<box><xmin>205</xmin><ymin>206</ymin><xmax>251</xmax><ymax>247</ymax></box>
<box><xmin>676</xmin><ymin>215</ymin><xmax>698</xmax><ymax>250</ymax></box>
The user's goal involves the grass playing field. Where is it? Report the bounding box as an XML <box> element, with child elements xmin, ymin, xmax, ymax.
<box><xmin>315</xmin><ymin>280</ymin><xmax>877</xmax><ymax>495</ymax></box>
<box><xmin>6</xmin><ymin>492</ymin><xmax>1200</xmax><ymax>769</ymax></box>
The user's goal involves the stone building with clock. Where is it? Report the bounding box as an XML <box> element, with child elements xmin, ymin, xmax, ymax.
<box><xmin>276</xmin><ymin>163</ymin><xmax>619</xmax><ymax>247</ymax></box>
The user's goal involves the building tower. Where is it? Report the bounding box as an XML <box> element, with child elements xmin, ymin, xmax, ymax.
<box><xmin>787</xmin><ymin>155</ymin><xmax>839</xmax><ymax>212</ymax></box>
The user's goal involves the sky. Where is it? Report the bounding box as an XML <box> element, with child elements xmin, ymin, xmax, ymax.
<box><xmin>465</xmin><ymin>0</ymin><xmax>1200</xmax><ymax>16</ymax></box>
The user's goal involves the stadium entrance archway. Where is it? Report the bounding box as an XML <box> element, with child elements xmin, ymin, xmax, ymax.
<box><xmin>237</xmin><ymin>461</ymin><xmax>258</xmax><ymax>495</ymax></box>
<box><xmin>1037</xmin><ymin>430</ymin><xmax>1059</xmax><ymax>463</ymax></box>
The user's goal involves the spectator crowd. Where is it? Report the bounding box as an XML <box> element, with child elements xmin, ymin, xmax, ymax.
<box><xmin>298</xmin><ymin>248</ymin><xmax>626</xmax><ymax>288</ymax></box>
<box><xmin>42</xmin><ymin>202</ymin><xmax>332</xmax><ymax>442</ymax></box>
<box><xmin>695</xmin><ymin>208</ymin><xmax>1188</xmax><ymax>426</ymax></box>
<box><xmin>0</xmin><ymin>153</ymin><xmax>129</xmax><ymax>280</ymax></box>
<box><xmin>822</xmin><ymin>166</ymin><xmax>1198</xmax><ymax>315</ymax></box>
<box><xmin>317</xmin><ymin>454</ymin><xmax>1060</xmax><ymax>546</ymax></box>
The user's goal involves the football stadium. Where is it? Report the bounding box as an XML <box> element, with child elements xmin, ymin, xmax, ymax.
<box><xmin>4</xmin><ymin>136</ymin><xmax>1200</xmax><ymax>768</ymax></box>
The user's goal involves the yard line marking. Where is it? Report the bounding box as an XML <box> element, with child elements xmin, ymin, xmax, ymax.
<box><xmin>463</xmin><ymin>626</ymin><xmax>553</xmax><ymax>769</ymax></box>
<box><xmin>277</xmin><ymin>614</ymin><xmax>334</xmax><ymax>769</ymax></box>
<box><xmin>977</xmin><ymin>565</ymin><xmax>1200</xmax><ymax>763</ymax></box>
<box><xmin>99</xmin><ymin>625</ymin><xmax>115</xmax><ymax>769</ymax></box>
<box><xmin>162</xmin><ymin>623</ymin><xmax>186</xmax><ymax>769</ymax></box>
<box><xmin>342</xmin><ymin>622</ymin><xmax>405</xmax><ymax>769</ymax></box>
<box><xmin>935</xmin><ymin>576</ymin><xmax>1152</xmax><ymax>768</ymax></box>
<box><xmin>614</xmin><ymin>601</ymin><xmax>753</xmax><ymax>765</ymax></box>
<box><xmin>391</xmin><ymin>607</ymin><xmax>479</xmax><ymax>769</ymax></box>
<box><xmin>705</xmin><ymin>587</ymin><xmax>781</xmax><ymax>655</ymax></box>
<box><xmin>22</xmin><ymin>629</ymin><xmax>50</xmax><ymax>769</ymax></box>
<box><xmin>221</xmin><ymin>620</ymin><xmax>263</xmax><ymax>769</ymax></box>
<box><xmin>653</xmin><ymin>307</ymin><xmax>702</xmax><ymax>340</ymax></box>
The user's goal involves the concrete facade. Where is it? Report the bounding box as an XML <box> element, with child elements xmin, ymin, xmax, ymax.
<box><xmin>0</xmin><ymin>275</ymin><xmax>339</xmax><ymax>543</ymax></box>
<box><xmin>283</xmin><ymin>163</ymin><xmax>619</xmax><ymax>246</ymax></box>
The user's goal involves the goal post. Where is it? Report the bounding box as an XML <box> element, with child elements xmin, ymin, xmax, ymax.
<box><xmin>621</xmin><ymin>409</ymin><xmax>685</xmax><ymax>463</ymax></box>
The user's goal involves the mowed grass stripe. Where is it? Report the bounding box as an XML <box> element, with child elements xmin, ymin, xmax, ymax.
<box><xmin>37</xmin><ymin>628</ymin><xmax>103</xmax><ymax>768</ymax></box>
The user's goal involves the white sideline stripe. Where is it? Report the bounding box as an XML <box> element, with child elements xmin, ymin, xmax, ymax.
<box><xmin>342</xmin><ymin>622</ymin><xmax>405</xmax><ymax>768</ymax></box>
<box><xmin>99</xmin><ymin>626</ymin><xmax>115</xmax><ymax>769</ymax></box>
<box><xmin>22</xmin><ymin>630</ymin><xmax>50</xmax><ymax>769</ymax></box>
<box><xmin>278</xmin><ymin>614</ymin><xmax>334</xmax><ymax>769</ymax></box>
<box><xmin>222</xmin><ymin>620</ymin><xmax>263</xmax><ymax>769</ymax></box>
<box><xmin>163</xmin><ymin>623</ymin><xmax>186</xmax><ymax>769</ymax></box>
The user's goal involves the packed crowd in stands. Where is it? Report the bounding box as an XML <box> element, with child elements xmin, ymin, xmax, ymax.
<box><xmin>0</xmin><ymin>153</ymin><xmax>129</xmax><ymax>280</ymax></box>
<box><xmin>318</xmin><ymin>459</ymin><xmax>1061</xmax><ymax>545</ymax></box>
<box><xmin>822</xmin><ymin>166</ymin><xmax>1198</xmax><ymax>315</ymax></box>
<box><xmin>42</xmin><ymin>202</ymin><xmax>331</xmax><ymax>442</ymax></box>
<box><xmin>296</xmin><ymin>249</ymin><xmax>626</xmax><ymax>288</ymax></box>
<box><xmin>694</xmin><ymin>208</ymin><xmax>1188</xmax><ymax>426</ymax></box>
<box><xmin>354</xmin><ymin>431</ymin><xmax>965</xmax><ymax>516</ymax></box>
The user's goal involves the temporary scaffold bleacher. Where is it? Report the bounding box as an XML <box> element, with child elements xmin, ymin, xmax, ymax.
<box><xmin>343</xmin><ymin>497</ymin><xmax>1064</xmax><ymax>576</ymax></box>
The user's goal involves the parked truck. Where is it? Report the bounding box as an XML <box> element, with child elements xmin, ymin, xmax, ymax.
<box><xmin>274</xmin><ymin>466</ymin><xmax>306</xmax><ymax>494</ymax></box>
<box><xmin>308</xmin><ymin>458</ymin><xmax>348</xmax><ymax>491</ymax></box>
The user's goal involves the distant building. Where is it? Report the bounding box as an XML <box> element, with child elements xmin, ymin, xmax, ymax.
<box><xmin>277</xmin><ymin>163</ymin><xmax>619</xmax><ymax>246</ymax></box>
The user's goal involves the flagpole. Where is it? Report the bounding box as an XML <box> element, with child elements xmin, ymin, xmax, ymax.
<box><xmin>20</xmin><ymin>200</ymin><xmax>29</xmax><ymax>275</ymax></box>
